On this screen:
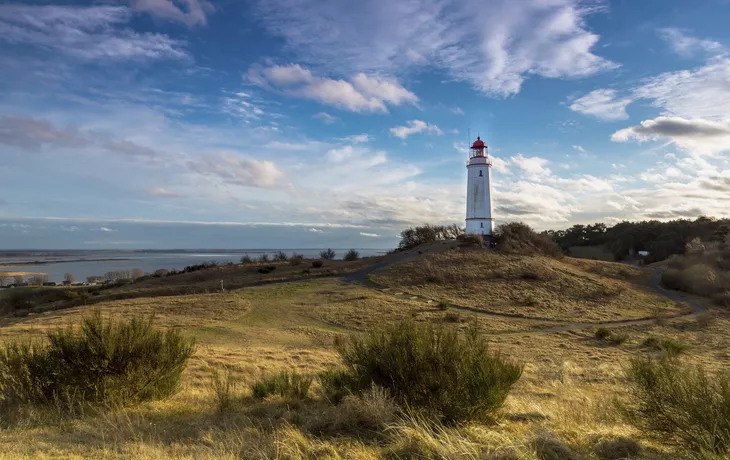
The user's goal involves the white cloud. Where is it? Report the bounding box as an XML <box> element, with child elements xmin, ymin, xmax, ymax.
<box><xmin>148</xmin><ymin>187</ymin><xmax>182</xmax><ymax>197</ymax></box>
<box><xmin>612</xmin><ymin>116</ymin><xmax>730</xmax><ymax>156</ymax></box>
<box><xmin>308</xmin><ymin>228</ymin><xmax>324</xmax><ymax>233</ymax></box>
<box><xmin>343</xmin><ymin>133</ymin><xmax>370</xmax><ymax>144</ymax></box>
<box><xmin>248</xmin><ymin>64</ymin><xmax>417</xmax><ymax>113</ymax></box>
<box><xmin>510</xmin><ymin>154</ymin><xmax>551</xmax><ymax>177</ymax></box>
<box><xmin>451</xmin><ymin>107</ymin><xmax>464</xmax><ymax>115</ymax></box>
<box><xmin>390</xmin><ymin>120</ymin><xmax>443</xmax><ymax>139</ymax></box>
<box><xmin>572</xmin><ymin>145</ymin><xmax>586</xmax><ymax>153</ymax></box>
<box><xmin>658</xmin><ymin>28</ymin><xmax>724</xmax><ymax>57</ymax></box>
<box><xmin>632</xmin><ymin>57</ymin><xmax>730</xmax><ymax>121</ymax></box>
<box><xmin>490</xmin><ymin>157</ymin><xmax>511</xmax><ymax>174</ymax></box>
<box><xmin>130</xmin><ymin>0</ymin><xmax>214</xmax><ymax>27</ymax></box>
<box><xmin>189</xmin><ymin>153</ymin><xmax>286</xmax><ymax>187</ymax></box>
<box><xmin>99</xmin><ymin>227</ymin><xmax>115</xmax><ymax>232</ymax></box>
<box><xmin>327</xmin><ymin>145</ymin><xmax>357</xmax><ymax>162</ymax></box>
<box><xmin>314</xmin><ymin>112</ymin><xmax>337</xmax><ymax>124</ymax></box>
<box><xmin>569</xmin><ymin>89</ymin><xmax>632</xmax><ymax>121</ymax></box>
<box><xmin>0</xmin><ymin>5</ymin><xmax>188</xmax><ymax>60</ymax></box>
<box><xmin>359</xmin><ymin>232</ymin><xmax>380</xmax><ymax>237</ymax></box>
<box><xmin>612</xmin><ymin>163</ymin><xmax>625</xmax><ymax>169</ymax></box>
<box><xmin>251</xmin><ymin>0</ymin><xmax>616</xmax><ymax>97</ymax></box>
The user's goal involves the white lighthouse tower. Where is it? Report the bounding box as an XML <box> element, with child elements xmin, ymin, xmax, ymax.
<box><xmin>465</xmin><ymin>136</ymin><xmax>494</xmax><ymax>237</ymax></box>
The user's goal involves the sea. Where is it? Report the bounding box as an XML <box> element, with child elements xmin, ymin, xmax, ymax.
<box><xmin>0</xmin><ymin>249</ymin><xmax>389</xmax><ymax>283</ymax></box>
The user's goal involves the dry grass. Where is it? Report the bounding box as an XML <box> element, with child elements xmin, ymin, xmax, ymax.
<box><xmin>370</xmin><ymin>249</ymin><xmax>680</xmax><ymax>323</ymax></box>
<box><xmin>0</xmin><ymin>250</ymin><xmax>728</xmax><ymax>459</ymax></box>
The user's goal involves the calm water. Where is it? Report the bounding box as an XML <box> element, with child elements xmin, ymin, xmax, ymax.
<box><xmin>0</xmin><ymin>249</ymin><xmax>388</xmax><ymax>282</ymax></box>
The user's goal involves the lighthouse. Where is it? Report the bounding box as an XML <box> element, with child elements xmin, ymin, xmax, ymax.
<box><xmin>465</xmin><ymin>136</ymin><xmax>494</xmax><ymax>237</ymax></box>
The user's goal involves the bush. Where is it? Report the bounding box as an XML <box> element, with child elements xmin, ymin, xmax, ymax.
<box><xmin>494</xmin><ymin>222</ymin><xmax>562</xmax><ymax>257</ymax></box>
<box><xmin>642</xmin><ymin>337</ymin><xmax>687</xmax><ymax>356</ymax></box>
<box><xmin>714</xmin><ymin>290</ymin><xmax>730</xmax><ymax>307</ymax></box>
<box><xmin>344</xmin><ymin>249</ymin><xmax>360</xmax><ymax>261</ymax></box>
<box><xmin>320</xmin><ymin>248</ymin><xmax>336</xmax><ymax>260</ymax></box>
<box><xmin>318</xmin><ymin>368</ymin><xmax>357</xmax><ymax>404</ymax></box>
<box><xmin>274</xmin><ymin>251</ymin><xmax>288</xmax><ymax>262</ymax></box>
<box><xmin>208</xmin><ymin>367</ymin><xmax>238</xmax><ymax>412</ymax></box>
<box><xmin>662</xmin><ymin>264</ymin><xmax>719</xmax><ymax>297</ymax></box>
<box><xmin>621</xmin><ymin>357</ymin><xmax>730</xmax><ymax>454</ymax></box>
<box><xmin>240</xmin><ymin>254</ymin><xmax>253</xmax><ymax>264</ymax></box>
<box><xmin>258</xmin><ymin>253</ymin><xmax>269</xmax><ymax>263</ymax></box>
<box><xmin>444</xmin><ymin>311</ymin><xmax>462</xmax><ymax>323</ymax></box>
<box><xmin>251</xmin><ymin>370</ymin><xmax>312</xmax><ymax>400</ymax></box>
<box><xmin>399</xmin><ymin>224</ymin><xmax>464</xmax><ymax>249</ymax></box>
<box><xmin>594</xmin><ymin>437</ymin><xmax>642</xmax><ymax>460</ymax></box>
<box><xmin>289</xmin><ymin>253</ymin><xmax>304</xmax><ymax>266</ymax></box>
<box><xmin>332</xmin><ymin>321</ymin><xmax>522</xmax><ymax>424</ymax></box>
<box><xmin>0</xmin><ymin>312</ymin><xmax>195</xmax><ymax>410</ymax></box>
<box><xmin>312</xmin><ymin>260</ymin><xmax>324</xmax><ymax>268</ymax></box>
<box><xmin>437</xmin><ymin>301</ymin><xmax>450</xmax><ymax>311</ymax></box>
<box><xmin>257</xmin><ymin>266</ymin><xmax>277</xmax><ymax>274</ymax></box>
<box><xmin>595</xmin><ymin>328</ymin><xmax>627</xmax><ymax>345</ymax></box>
<box><xmin>459</xmin><ymin>234</ymin><xmax>485</xmax><ymax>248</ymax></box>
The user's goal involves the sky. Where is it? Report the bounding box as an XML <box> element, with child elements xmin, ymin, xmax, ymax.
<box><xmin>1</xmin><ymin>0</ymin><xmax>730</xmax><ymax>249</ymax></box>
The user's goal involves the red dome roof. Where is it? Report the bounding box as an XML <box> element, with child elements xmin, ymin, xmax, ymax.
<box><xmin>471</xmin><ymin>136</ymin><xmax>486</xmax><ymax>149</ymax></box>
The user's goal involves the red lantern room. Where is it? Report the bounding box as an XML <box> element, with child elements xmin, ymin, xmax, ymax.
<box><xmin>470</xmin><ymin>136</ymin><xmax>487</xmax><ymax>158</ymax></box>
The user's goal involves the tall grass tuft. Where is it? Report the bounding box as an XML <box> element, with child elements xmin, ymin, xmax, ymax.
<box><xmin>251</xmin><ymin>370</ymin><xmax>313</xmax><ymax>400</ymax></box>
<box><xmin>621</xmin><ymin>356</ymin><xmax>730</xmax><ymax>455</ymax></box>
<box><xmin>208</xmin><ymin>367</ymin><xmax>238</xmax><ymax>412</ymax></box>
<box><xmin>0</xmin><ymin>311</ymin><xmax>195</xmax><ymax>412</ymax></box>
<box><xmin>333</xmin><ymin>320</ymin><xmax>523</xmax><ymax>424</ymax></box>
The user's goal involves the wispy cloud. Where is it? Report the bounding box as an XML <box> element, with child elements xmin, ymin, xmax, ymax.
<box><xmin>359</xmin><ymin>232</ymin><xmax>380</xmax><ymax>237</ymax></box>
<box><xmin>129</xmin><ymin>0</ymin><xmax>215</xmax><ymax>28</ymax></box>
<box><xmin>390</xmin><ymin>120</ymin><xmax>443</xmax><ymax>139</ymax></box>
<box><xmin>247</xmin><ymin>63</ymin><xmax>418</xmax><ymax>113</ymax></box>
<box><xmin>251</xmin><ymin>0</ymin><xmax>616</xmax><ymax>96</ymax></box>
<box><xmin>0</xmin><ymin>5</ymin><xmax>188</xmax><ymax>61</ymax></box>
<box><xmin>658</xmin><ymin>28</ymin><xmax>724</xmax><ymax>57</ymax></box>
<box><xmin>314</xmin><ymin>112</ymin><xmax>337</xmax><ymax>124</ymax></box>
<box><xmin>569</xmin><ymin>89</ymin><xmax>632</xmax><ymax>121</ymax></box>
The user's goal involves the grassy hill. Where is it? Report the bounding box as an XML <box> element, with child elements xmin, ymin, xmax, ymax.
<box><xmin>0</xmin><ymin>247</ymin><xmax>728</xmax><ymax>459</ymax></box>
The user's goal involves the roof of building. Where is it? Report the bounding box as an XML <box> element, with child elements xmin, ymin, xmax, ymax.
<box><xmin>471</xmin><ymin>136</ymin><xmax>486</xmax><ymax>149</ymax></box>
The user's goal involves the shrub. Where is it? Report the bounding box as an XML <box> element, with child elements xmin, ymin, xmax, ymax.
<box><xmin>312</xmin><ymin>260</ymin><xmax>324</xmax><ymax>268</ymax></box>
<box><xmin>532</xmin><ymin>432</ymin><xmax>580</xmax><ymax>460</ymax></box>
<box><xmin>289</xmin><ymin>253</ymin><xmax>304</xmax><ymax>266</ymax></box>
<box><xmin>318</xmin><ymin>368</ymin><xmax>357</xmax><ymax>404</ymax></box>
<box><xmin>274</xmin><ymin>251</ymin><xmax>288</xmax><ymax>262</ymax></box>
<box><xmin>594</xmin><ymin>437</ymin><xmax>642</xmax><ymax>460</ymax></box>
<box><xmin>459</xmin><ymin>234</ymin><xmax>485</xmax><ymax>248</ymax></box>
<box><xmin>0</xmin><ymin>312</ymin><xmax>195</xmax><ymax>410</ymax></box>
<box><xmin>398</xmin><ymin>224</ymin><xmax>464</xmax><ymax>249</ymax></box>
<box><xmin>662</xmin><ymin>264</ymin><xmax>719</xmax><ymax>297</ymax></box>
<box><xmin>621</xmin><ymin>357</ymin><xmax>730</xmax><ymax>454</ymax></box>
<box><xmin>320</xmin><ymin>248</ymin><xmax>336</xmax><ymax>260</ymax></box>
<box><xmin>258</xmin><ymin>253</ymin><xmax>269</xmax><ymax>263</ymax></box>
<box><xmin>714</xmin><ymin>290</ymin><xmax>730</xmax><ymax>307</ymax></box>
<box><xmin>257</xmin><ymin>266</ymin><xmax>277</xmax><ymax>274</ymax></box>
<box><xmin>437</xmin><ymin>301</ymin><xmax>450</xmax><ymax>311</ymax></box>
<box><xmin>444</xmin><ymin>311</ymin><xmax>462</xmax><ymax>323</ymax></box>
<box><xmin>642</xmin><ymin>337</ymin><xmax>687</xmax><ymax>357</ymax></box>
<box><xmin>344</xmin><ymin>249</ymin><xmax>360</xmax><ymax>261</ymax></box>
<box><xmin>240</xmin><ymin>254</ymin><xmax>253</xmax><ymax>264</ymax></box>
<box><xmin>494</xmin><ymin>222</ymin><xmax>562</xmax><ymax>257</ymax></box>
<box><xmin>209</xmin><ymin>367</ymin><xmax>238</xmax><ymax>412</ymax></box>
<box><xmin>595</xmin><ymin>328</ymin><xmax>627</xmax><ymax>345</ymax></box>
<box><xmin>332</xmin><ymin>321</ymin><xmax>522</xmax><ymax>424</ymax></box>
<box><xmin>251</xmin><ymin>370</ymin><xmax>312</xmax><ymax>400</ymax></box>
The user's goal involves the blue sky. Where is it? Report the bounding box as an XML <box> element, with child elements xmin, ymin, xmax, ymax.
<box><xmin>1</xmin><ymin>0</ymin><xmax>730</xmax><ymax>249</ymax></box>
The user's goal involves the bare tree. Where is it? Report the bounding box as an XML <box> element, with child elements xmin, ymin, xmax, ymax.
<box><xmin>131</xmin><ymin>268</ymin><xmax>144</xmax><ymax>279</ymax></box>
<box><xmin>29</xmin><ymin>275</ymin><xmax>48</xmax><ymax>286</ymax></box>
<box><xmin>13</xmin><ymin>275</ymin><xmax>24</xmax><ymax>285</ymax></box>
<box><xmin>64</xmin><ymin>272</ymin><xmax>75</xmax><ymax>283</ymax></box>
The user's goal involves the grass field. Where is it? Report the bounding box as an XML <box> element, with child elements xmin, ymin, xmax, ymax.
<box><xmin>0</xmin><ymin>247</ymin><xmax>728</xmax><ymax>459</ymax></box>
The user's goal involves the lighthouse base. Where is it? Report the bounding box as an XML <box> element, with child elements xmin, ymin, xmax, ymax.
<box><xmin>466</xmin><ymin>218</ymin><xmax>494</xmax><ymax>236</ymax></box>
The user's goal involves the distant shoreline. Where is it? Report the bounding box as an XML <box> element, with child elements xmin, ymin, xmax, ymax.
<box><xmin>0</xmin><ymin>258</ymin><xmax>133</xmax><ymax>267</ymax></box>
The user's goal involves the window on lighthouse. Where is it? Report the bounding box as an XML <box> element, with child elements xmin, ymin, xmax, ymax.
<box><xmin>480</xmin><ymin>222</ymin><xmax>483</xmax><ymax>228</ymax></box>
<box><xmin>479</xmin><ymin>170</ymin><xmax>483</xmax><ymax>177</ymax></box>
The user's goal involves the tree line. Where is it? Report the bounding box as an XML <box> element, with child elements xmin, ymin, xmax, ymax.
<box><xmin>543</xmin><ymin>216</ymin><xmax>730</xmax><ymax>263</ymax></box>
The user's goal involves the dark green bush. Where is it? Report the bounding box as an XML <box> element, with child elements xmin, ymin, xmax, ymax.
<box><xmin>399</xmin><ymin>224</ymin><xmax>464</xmax><ymax>249</ymax></box>
<box><xmin>320</xmin><ymin>248</ymin><xmax>336</xmax><ymax>260</ymax></box>
<box><xmin>437</xmin><ymin>301</ymin><xmax>450</xmax><ymax>311</ymax></box>
<box><xmin>332</xmin><ymin>321</ymin><xmax>522</xmax><ymax>424</ymax></box>
<box><xmin>344</xmin><ymin>249</ymin><xmax>360</xmax><ymax>261</ymax></box>
<box><xmin>257</xmin><ymin>266</ymin><xmax>277</xmax><ymax>274</ymax></box>
<box><xmin>621</xmin><ymin>357</ymin><xmax>730</xmax><ymax>454</ymax></box>
<box><xmin>494</xmin><ymin>222</ymin><xmax>562</xmax><ymax>257</ymax></box>
<box><xmin>642</xmin><ymin>337</ymin><xmax>687</xmax><ymax>357</ymax></box>
<box><xmin>312</xmin><ymin>260</ymin><xmax>324</xmax><ymax>268</ymax></box>
<box><xmin>595</xmin><ymin>327</ymin><xmax>628</xmax><ymax>345</ymax></box>
<box><xmin>0</xmin><ymin>312</ymin><xmax>195</xmax><ymax>411</ymax></box>
<box><xmin>251</xmin><ymin>370</ymin><xmax>312</xmax><ymax>399</ymax></box>
<box><xmin>318</xmin><ymin>368</ymin><xmax>357</xmax><ymax>404</ymax></box>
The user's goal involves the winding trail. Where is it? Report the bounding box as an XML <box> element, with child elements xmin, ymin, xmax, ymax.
<box><xmin>340</xmin><ymin>244</ymin><xmax>710</xmax><ymax>336</ymax></box>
